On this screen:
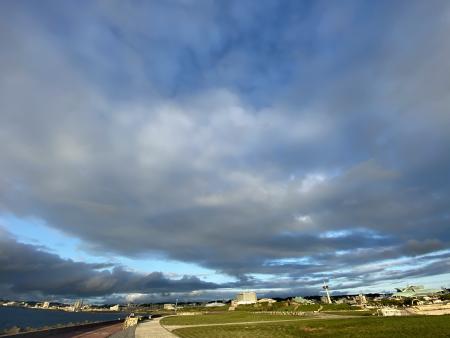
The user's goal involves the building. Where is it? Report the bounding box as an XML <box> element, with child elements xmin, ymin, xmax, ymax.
<box><xmin>109</xmin><ymin>304</ymin><xmax>120</xmax><ymax>311</ymax></box>
<box><xmin>164</xmin><ymin>303</ymin><xmax>175</xmax><ymax>310</ymax></box>
<box><xmin>234</xmin><ymin>291</ymin><xmax>257</xmax><ymax>305</ymax></box>
<box><xmin>392</xmin><ymin>285</ymin><xmax>442</xmax><ymax>298</ymax></box>
<box><xmin>205</xmin><ymin>302</ymin><xmax>226</xmax><ymax>307</ymax></box>
<box><xmin>2</xmin><ymin>301</ymin><xmax>17</xmax><ymax>307</ymax></box>
<box><xmin>292</xmin><ymin>296</ymin><xmax>314</xmax><ymax>305</ymax></box>
<box><xmin>321</xmin><ymin>296</ymin><xmax>332</xmax><ymax>304</ymax></box>
<box><xmin>335</xmin><ymin>297</ymin><xmax>353</xmax><ymax>305</ymax></box>
<box><xmin>42</xmin><ymin>301</ymin><xmax>50</xmax><ymax>309</ymax></box>
<box><xmin>257</xmin><ymin>298</ymin><xmax>276</xmax><ymax>304</ymax></box>
<box><xmin>356</xmin><ymin>294</ymin><xmax>367</xmax><ymax>305</ymax></box>
<box><xmin>68</xmin><ymin>299</ymin><xmax>83</xmax><ymax>312</ymax></box>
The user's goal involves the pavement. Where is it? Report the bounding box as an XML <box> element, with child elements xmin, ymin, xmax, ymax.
<box><xmin>135</xmin><ymin>318</ymin><xmax>176</xmax><ymax>338</ymax></box>
<box><xmin>16</xmin><ymin>322</ymin><xmax>125</xmax><ymax>338</ymax></box>
<box><xmin>70</xmin><ymin>323</ymin><xmax>123</xmax><ymax>337</ymax></box>
<box><xmin>108</xmin><ymin>325</ymin><xmax>136</xmax><ymax>338</ymax></box>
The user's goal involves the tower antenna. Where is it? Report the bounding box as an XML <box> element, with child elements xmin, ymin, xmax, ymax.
<box><xmin>322</xmin><ymin>280</ymin><xmax>332</xmax><ymax>304</ymax></box>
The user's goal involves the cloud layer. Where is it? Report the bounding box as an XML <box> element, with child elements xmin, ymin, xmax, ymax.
<box><xmin>1</xmin><ymin>0</ymin><xmax>450</xmax><ymax>299</ymax></box>
<box><xmin>0</xmin><ymin>230</ymin><xmax>223</xmax><ymax>299</ymax></box>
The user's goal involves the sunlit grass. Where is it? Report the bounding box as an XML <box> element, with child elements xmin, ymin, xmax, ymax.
<box><xmin>172</xmin><ymin>315</ymin><xmax>450</xmax><ymax>338</ymax></box>
<box><xmin>161</xmin><ymin>312</ymin><xmax>302</xmax><ymax>326</ymax></box>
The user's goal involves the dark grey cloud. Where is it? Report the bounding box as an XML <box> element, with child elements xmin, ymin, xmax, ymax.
<box><xmin>0</xmin><ymin>230</ymin><xmax>223</xmax><ymax>299</ymax></box>
<box><xmin>0</xmin><ymin>0</ymin><xmax>450</xmax><ymax>298</ymax></box>
<box><xmin>1</xmin><ymin>228</ymin><xmax>449</xmax><ymax>300</ymax></box>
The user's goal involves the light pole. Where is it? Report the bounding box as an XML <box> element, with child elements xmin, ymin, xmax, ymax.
<box><xmin>323</xmin><ymin>281</ymin><xmax>331</xmax><ymax>304</ymax></box>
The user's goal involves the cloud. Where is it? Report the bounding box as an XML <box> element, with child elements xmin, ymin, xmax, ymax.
<box><xmin>0</xmin><ymin>0</ymin><xmax>450</xmax><ymax>298</ymax></box>
<box><xmin>1</xmin><ymin>228</ymin><xmax>449</xmax><ymax>300</ymax></box>
<box><xmin>0</xmin><ymin>230</ymin><xmax>223</xmax><ymax>299</ymax></box>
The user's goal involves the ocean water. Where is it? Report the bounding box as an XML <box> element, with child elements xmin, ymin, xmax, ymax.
<box><xmin>0</xmin><ymin>306</ymin><xmax>126</xmax><ymax>331</ymax></box>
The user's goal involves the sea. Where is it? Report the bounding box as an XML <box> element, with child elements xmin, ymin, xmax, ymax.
<box><xmin>0</xmin><ymin>306</ymin><xmax>126</xmax><ymax>331</ymax></box>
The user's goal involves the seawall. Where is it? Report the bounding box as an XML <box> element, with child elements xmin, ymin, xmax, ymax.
<box><xmin>0</xmin><ymin>319</ymin><xmax>123</xmax><ymax>337</ymax></box>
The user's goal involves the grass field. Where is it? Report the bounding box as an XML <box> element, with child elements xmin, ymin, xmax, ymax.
<box><xmin>235</xmin><ymin>303</ymin><xmax>356</xmax><ymax>312</ymax></box>
<box><xmin>171</xmin><ymin>315</ymin><xmax>450</xmax><ymax>338</ymax></box>
<box><xmin>161</xmin><ymin>312</ymin><xmax>303</xmax><ymax>325</ymax></box>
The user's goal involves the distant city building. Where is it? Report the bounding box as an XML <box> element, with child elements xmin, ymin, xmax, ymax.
<box><xmin>292</xmin><ymin>297</ymin><xmax>314</xmax><ymax>305</ymax></box>
<box><xmin>164</xmin><ymin>303</ymin><xmax>175</xmax><ymax>310</ymax></box>
<box><xmin>257</xmin><ymin>298</ymin><xmax>276</xmax><ymax>304</ymax></box>
<box><xmin>2</xmin><ymin>301</ymin><xmax>17</xmax><ymax>307</ymax></box>
<box><xmin>69</xmin><ymin>299</ymin><xmax>83</xmax><ymax>312</ymax></box>
<box><xmin>356</xmin><ymin>294</ymin><xmax>367</xmax><ymax>305</ymax></box>
<box><xmin>321</xmin><ymin>296</ymin><xmax>332</xmax><ymax>304</ymax></box>
<box><xmin>380</xmin><ymin>308</ymin><xmax>410</xmax><ymax>317</ymax></box>
<box><xmin>42</xmin><ymin>301</ymin><xmax>50</xmax><ymax>309</ymax></box>
<box><xmin>392</xmin><ymin>285</ymin><xmax>443</xmax><ymax>298</ymax></box>
<box><xmin>205</xmin><ymin>302</ymin><xmax>226</xmax><ymax>307</ymax></box>
<box><xmin>109</xmin><ymin>304</ymin><xmax>120</xmax><ymax>311</ymax></box>
<box><xmin>335</xmin><ymin>297</ymin><xmax>352</xmax><ymax>305</ymax></box>
<box><xmin>234</xmin><ymin>291</ymin><xmax>257</xmax><ymax>305</ymax></box>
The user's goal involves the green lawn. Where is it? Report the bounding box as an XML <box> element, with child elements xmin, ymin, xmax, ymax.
<box><xmin>172</xmin><ymin>315</ymin><xmax>450</xmax><ymax>338</ymax></box>
<box><xmin>177</xmin><ymin>305</ymin><xmax>230</xmax><ymax>312</ymax></box>
<box><xmin>161</xmin><ymin>312</ymin><xmax>302</xmax><ymax>326</ymax></box>
<box><xmin>235</xmin><ymin>303</ymin><xmax>356</xmax><ymax>312</ymax></box>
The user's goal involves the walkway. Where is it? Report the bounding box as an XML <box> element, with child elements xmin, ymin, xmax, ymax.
<box><xmin>135</xmin><ymin>318</ymin><xmax>177</xmax><ymax>338</ymax></box>
<box><xmin>108</xmin><ymin>325</ymin><xmax>136</xmax><ymax>338</ymax></box>
<box><xmin>5</xmin><ymin>322</ymin><xmax>124</xmax><ymax>338</ymax></box>
<box><xmin>71</xmin><ymin>322</ymin><xmax>123</xmax><ymax>337</ymax></box>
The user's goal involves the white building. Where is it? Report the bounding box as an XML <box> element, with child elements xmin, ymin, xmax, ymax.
<box><xmin>164</xmin><ymin>303</ymin><xmax>175</xmax><ymax>310</ymax></box>
<box><xmin>321</xmin><ymin>296</ymin><xmax>332</xmax><ymax>304</ymax></box>
<box><xmin>68</xmin><ymin>299</ymin><xmax>83</xmax><ymax>312</ymax></box>
<box><xmin>205</xmin><ymin>302</ymin><xmax>226</xmax><ymax>307</ymax></box>
<box><xmin>356</xmin><ymin>294</ymin><xmax>367</xmax><ymax>305</ymax></box>
<box><xmin>257</xmin><ymin>298</ymin><xmax>276</xmax><ymax>304</ymax></box>
<box><xmin>109</xmin><ymin>304</ymin><xmax>120</xmax><ymax>311</ymax></box>
<box><xmin>235</xmin><ymin>291</ymin><xmax>257</xmax><ymax>305</ymax></box>
<box><xmin>42</xmin><ymin>301</ymin><xmax>50</xmax><ymax>309</ymax></box>
<box><xmin>2</xmin><ymin>301</ymin><xmax>17</xmax><ymax>307</ymax></box>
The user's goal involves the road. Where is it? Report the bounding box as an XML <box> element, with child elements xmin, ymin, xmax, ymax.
<box><xmin>4</xmin><ymin>322</ymin><xmax>124</xmax><ymax>338</ymax></box>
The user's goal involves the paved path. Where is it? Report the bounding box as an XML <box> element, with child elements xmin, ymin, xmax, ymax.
<box><xmin>19</xmin><ymin>322</ymin><xmax>124</xmax><ymax>337</ymax></box>
<box><xmin>108</xmin><ymin>325</ymin><xmax>136</xmax><ymax>338</ymax></box>
<box><xmin>71</xmin><ymin>322</ymin><xmax>123</xmax><ymax>337</ymax></box>
<box><xmin>135</xmin><ymin>318</ymin><xmax>177</xmax><ymax>338</ymax></box>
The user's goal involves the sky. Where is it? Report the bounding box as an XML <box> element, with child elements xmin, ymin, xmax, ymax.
<box><xmin>1</xmin><ymin>0</ymin><xmax>450</xmax><ymax>304</ymax></box>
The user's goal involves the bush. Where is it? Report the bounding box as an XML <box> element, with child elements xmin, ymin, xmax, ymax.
<box><xmin>378</xmin><ymin>298</ymin><xmax>405</xmax><ymax>307</ymax></box>
<box><xmin>321</xmin><ymin>303</ymin><xmax>355</xmax><ymax>311</ymax></box>
<box><xmin>440</xmin><ymin>293</ymin><xmax>450</xmax><ymax>301</ymax></box>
